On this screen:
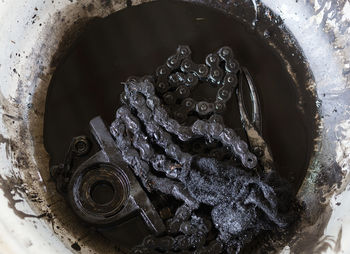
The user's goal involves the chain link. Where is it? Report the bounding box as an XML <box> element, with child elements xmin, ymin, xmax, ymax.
<box><xmin>109</xmin><ymin>46</ymin><xmax>281</xmax><ymax>253</ymax></box>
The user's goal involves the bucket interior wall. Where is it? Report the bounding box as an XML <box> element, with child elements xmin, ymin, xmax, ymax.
<box><xmin>0</xmin><ymin>0</ymin><xmax>349</xmax><ymax>253</ymax></box>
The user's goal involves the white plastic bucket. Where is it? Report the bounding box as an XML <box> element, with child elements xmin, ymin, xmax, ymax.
<box><xmin>0</xmin><ymin>1</ymin><xmax>349</xmax><ymax>253</ymax></box>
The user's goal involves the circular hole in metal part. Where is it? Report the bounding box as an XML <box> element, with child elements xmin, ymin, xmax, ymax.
<box><xmin>90</xmin><ymin>180</ymin><xmax>115</xmax><ymax>205</ymax></box>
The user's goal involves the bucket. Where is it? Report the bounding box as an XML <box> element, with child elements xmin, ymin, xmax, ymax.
<box><xmin>0</xmin><ymin>0</ymin><xmax>349</xmax><ymax>253</ymax></box>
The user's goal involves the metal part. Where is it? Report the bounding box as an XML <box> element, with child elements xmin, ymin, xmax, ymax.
<box><xmin>51</xmin><ymin>117</ymin><xmax>165</xmax><ymax>247</ymax></box>
<box><xmin>218</xmin><ymin>46</ymin><xmax>240</xmax><ymax>74</ymax></box>
<box><xmin>237</xmin><ymin>68</ymin><xmax>274</xmax><ymax>172</ymax></box>
<box><xmin>71</xmin><ymin>136</ymin><xmax>90</xmax><ymax>156</ymax></box>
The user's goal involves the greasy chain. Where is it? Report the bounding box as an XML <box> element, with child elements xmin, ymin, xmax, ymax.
<box><xmin>118</xmin><ymin>45</ymin><xmax>257</xmax><ymax>169</ymax></box>
<box><xmin>110</xmin><ymin>46</ymin><xmax>262</xmax><ymax>253</ymax></box>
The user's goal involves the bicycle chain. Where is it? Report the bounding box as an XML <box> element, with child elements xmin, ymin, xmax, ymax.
<box><xmin>111</xmin><ymin>46</ymin><xmax>259</xmax><ymax>253</ymax></box>
<box><xmin>120</xmin><ymin>46</ymin><xmax>256</xmax><ymax>168</ymax></box>
<box><xmin>154</xmin><ymin>45</ymin><xmax>239</xmax><ymax>122</ymax></box>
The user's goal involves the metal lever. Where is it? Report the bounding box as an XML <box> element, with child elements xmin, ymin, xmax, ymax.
<box><xmin>53</xmin><ymin>117</ymin><xmax>166</xmax><ymax>248</ymax></box>
<box><xmin>89</xmin><ymin>116</ymin><xmax>166</xmax><ymax>234</ymax></box>
<box><xmin>237</xmin><ymin>67</ymin><xmax>274</xmax><ymax>173</ymax></box>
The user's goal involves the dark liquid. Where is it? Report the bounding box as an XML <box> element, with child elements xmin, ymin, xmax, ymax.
<box><xmin>44</xmin><ymin>1</ymin><xmax>316</xmax><ymax>202</ymax></box>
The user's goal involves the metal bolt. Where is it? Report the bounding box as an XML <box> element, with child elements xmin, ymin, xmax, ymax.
<box><xmin>72</xmin><ymin>136</ymin><xmax>90</xmax><ymax>156</ymax></box>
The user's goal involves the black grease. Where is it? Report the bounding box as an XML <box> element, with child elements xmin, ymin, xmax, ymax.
<box><xmin>316</xmin><ymin>162</ymin><xmax>343</xmax><ymax>188</ymax></box>
<box><xmin>44</xmin><ymin>0</ymin><xmax>317</xmax><ymax>214</ymax></box>
<box><xmin>71</xmin><ymin>242</ymin><xmax>81</xmax><ymax>251</ymax></box>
